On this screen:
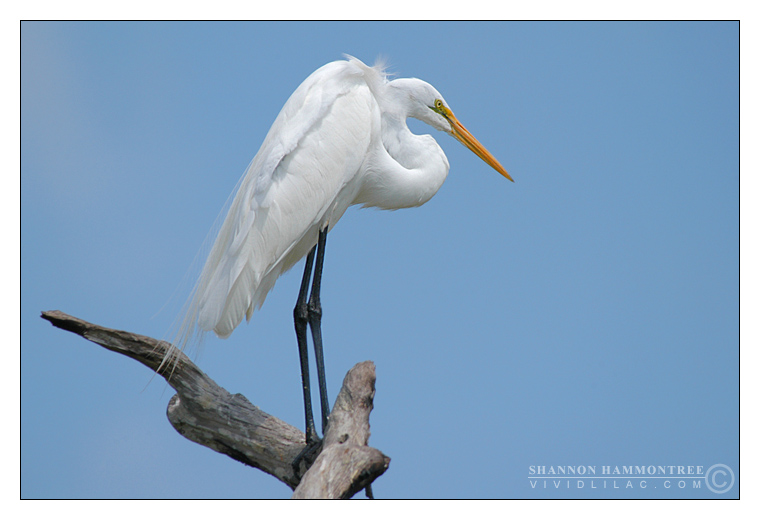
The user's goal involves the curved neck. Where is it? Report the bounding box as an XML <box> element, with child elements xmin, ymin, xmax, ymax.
<box><xmin>355</xmin><ymin>114</ymin><xmax>450</xmax><ymax>210</ymax></box>
<box><xmin>382</xmin><ymin>114</ymin><xmax>448</xmax><ymax>171</ymax></box>
<box><xmin>382</xmin><ymin>116</ymin><xmax>426</xmax><ymax>169</ymax></box>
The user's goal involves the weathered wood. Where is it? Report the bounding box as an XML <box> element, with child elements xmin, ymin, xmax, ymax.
<box><xmin>41</xmin><ymin>310</ymin><xmax>389</xmax><ymax>498</ymax></box>
<box><xmin>293</xmin><ymin>361</ymin><xmax>390</xmax><ymax>498</ymax></box>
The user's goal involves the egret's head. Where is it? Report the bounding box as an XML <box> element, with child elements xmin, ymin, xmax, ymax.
<box><xmin>389</xmin><ymin>78</ymin><xmax>450</xmax><ymax>132</ymax></box>
<box><xmin>388</xmin><ymin>78</ymin><xmax>513</xmax><ymax>181</ymax></box>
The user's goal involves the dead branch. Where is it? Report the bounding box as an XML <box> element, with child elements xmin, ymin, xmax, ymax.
<box><xmin>41</xmin><ymin>310</ymin><xmax>389</xmax><ymax>498</ymax></box>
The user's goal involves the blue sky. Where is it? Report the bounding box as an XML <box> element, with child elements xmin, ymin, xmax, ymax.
<box><xmin>21</xmin><ymin>21</ymin><xmax>738</xmax><ymax>499</ymax></box>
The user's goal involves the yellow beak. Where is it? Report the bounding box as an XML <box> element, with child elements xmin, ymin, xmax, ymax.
<box><xmin>444</xmin><ymin>108</ymin><xmax>513</xmax><ymax>182</ymax></box>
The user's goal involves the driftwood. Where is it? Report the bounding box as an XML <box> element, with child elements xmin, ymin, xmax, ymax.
<box><xmin>40</xmin><ymin>310</ymin><xmax>390</xmax><ymax>498</ymax></box>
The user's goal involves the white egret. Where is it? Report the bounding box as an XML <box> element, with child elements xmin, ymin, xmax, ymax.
<box><xmin>170</xmin><ymin>56</ymin><xmax>512</xmax><ymax>446</ymax></box>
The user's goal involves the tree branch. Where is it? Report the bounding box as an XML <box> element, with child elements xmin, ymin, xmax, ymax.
<box><xmin>41</xmin><ymin>310</ymin><xmax>389</xmax><ymax>498</ymax></box>
<box><xmin>293</xmin><ymin>361</ymin><xmax>389</xmax><ymax>498</ymax></box>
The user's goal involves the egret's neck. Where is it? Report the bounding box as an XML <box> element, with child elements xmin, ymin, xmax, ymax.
<box><xmin>382</xmin><ymin>115</ymin><xmax>445</xmax><ymax>172</ymax></box>
<box><xmin>354</xmin><ymin>114</ymin><xmax>450</xmax><ymax>210</ymax></box>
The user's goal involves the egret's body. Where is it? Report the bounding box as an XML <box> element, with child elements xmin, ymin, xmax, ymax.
<box><xmin>171</xmin><ymin>56</ymin><xmax>511</xmax><ymax>446</ymax></box>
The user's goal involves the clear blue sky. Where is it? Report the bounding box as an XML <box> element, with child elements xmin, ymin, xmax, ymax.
<box><xmin>21</xmin><ymin>21</ymin><xmax>738</xmax><ymax>499</ymax></box>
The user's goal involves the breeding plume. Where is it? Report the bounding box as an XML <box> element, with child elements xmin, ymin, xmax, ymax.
<box><xmin>171</xmin><ymin>56</ymin><xmax>512</xmax><ymax>445</ymax></box>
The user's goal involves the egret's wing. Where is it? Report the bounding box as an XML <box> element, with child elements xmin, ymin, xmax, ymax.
<box><xmin>177</xmin><ymin>59</ymin><xmax>382</xmax><ymax>347</ymax></box>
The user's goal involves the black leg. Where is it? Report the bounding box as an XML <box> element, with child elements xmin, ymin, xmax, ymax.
<box><xmin>294</xmin><ymin>246</ymin><xmax>318</xmax><ymax>444</ymax></box>
<box><xmin>308</xmin><ymin>227</ymin><xmax>330</xmax><ymax>434</ymax></box>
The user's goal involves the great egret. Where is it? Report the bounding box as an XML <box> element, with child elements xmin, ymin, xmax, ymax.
<box><xmin>170</xmin><ymin>56</ymin><xmax>512</xmax><ymax>446</ymax></box>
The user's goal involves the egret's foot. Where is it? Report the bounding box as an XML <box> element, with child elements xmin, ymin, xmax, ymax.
<box><xmin>292</xmin><ymin>436</ymin><xmax>323</xmax><ymax>478</ymax></box>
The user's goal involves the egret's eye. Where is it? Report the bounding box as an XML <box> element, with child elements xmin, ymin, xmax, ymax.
<box><xmin>431</xmin><ymin>99</ymin><xmax>447</xmax><ymax>116</ymax></box>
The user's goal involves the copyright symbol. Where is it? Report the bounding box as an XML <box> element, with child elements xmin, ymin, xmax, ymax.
<box><xmin>705</xmin><ymin>464</ymin><xmax>735</xmax><ymax>494</ymax></box>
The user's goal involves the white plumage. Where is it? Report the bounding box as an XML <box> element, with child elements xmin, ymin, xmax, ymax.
<box><xmin>172</xmin><ymin>56</ymin><xmax>511</xmax><ymax>357</ymax></box>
